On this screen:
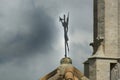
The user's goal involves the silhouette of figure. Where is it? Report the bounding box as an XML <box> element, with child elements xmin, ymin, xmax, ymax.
<box><xmin>59</xmin><ymin>13</ymin><xmax>69</xmax><ymax>57</ymax></box>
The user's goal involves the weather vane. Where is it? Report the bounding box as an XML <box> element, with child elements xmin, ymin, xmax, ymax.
<box><xmin>59</xmin><ymin>13</ymin><xmax>69</xmax><ymax>57</ymax></box>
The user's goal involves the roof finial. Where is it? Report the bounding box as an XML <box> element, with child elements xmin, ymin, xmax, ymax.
<box><xmin>59</xmin><ymin>13</ymin><xmax>69</xmax><ymax>57</ymax></box>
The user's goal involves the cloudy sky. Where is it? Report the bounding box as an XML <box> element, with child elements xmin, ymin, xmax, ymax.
<box><xmin>0</xmin><ymin>0</ymin><xmax>93</xmax><ymax>80</ymax></box>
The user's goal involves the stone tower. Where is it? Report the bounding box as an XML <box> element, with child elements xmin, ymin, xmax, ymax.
<box><xmin>84</xmin><ymin>0</ymin><xmax>120</xmax><ymax>80</ymax></box>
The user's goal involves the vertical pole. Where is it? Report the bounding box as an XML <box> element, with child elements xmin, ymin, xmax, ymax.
<box><xmin>65</xmin><ymin>41</ymin><xmax>67</xmax><ymax>57</ymax></box>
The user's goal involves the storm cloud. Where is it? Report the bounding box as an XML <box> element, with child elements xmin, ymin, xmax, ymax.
<box><xmin>0</xmin><ymin>0</ymin><xmax>93</xmax><ymax>80</ymax></box>
<box><xmin>0</xmin><ymin>0</ymin><xmax>57</xmax><ymax>62</ymax></box>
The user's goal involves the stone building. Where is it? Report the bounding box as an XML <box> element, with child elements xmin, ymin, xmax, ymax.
<box><xmin>84</xmin><ymin>0</ymin><xmax>120</xmax><ymax>80</ymax></box>
<box><xmin>40</xmin><ymin>57</ymin><xmax>89</xmax><ymax>80</ymax></box>
<box><xmin>40</xmin><ymin>0</ymin><xmax>120</xmax><ymax>80</ymax></box>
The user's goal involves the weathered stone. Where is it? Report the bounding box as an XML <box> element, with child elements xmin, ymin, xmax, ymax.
<box><xmin>84</xmin><ymin>0</ymin><xmax>120</xmax><ymax>80</ymax></box>
<box><xmin>40</xmin><ymin>57</ymin><xmax>89</xmax><ymax>80</ymax></box>
<box><xmin>104</xmin><ymin>0</ymin><xmax>119</xmax><ymax>57</ymax></box>
<box><xmin>93</xmin><ymin>0</ymin><xmax>120</xmax><ymax>57</ymax></box>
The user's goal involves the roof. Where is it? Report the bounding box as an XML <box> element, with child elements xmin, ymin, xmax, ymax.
<box><xmin>40</xmin><ymin>57</ymin><xmax>89</xmax><ymax>80</ymax></box>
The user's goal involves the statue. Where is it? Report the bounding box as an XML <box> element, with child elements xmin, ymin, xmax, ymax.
<box><xmin>59</xmin><ymin>13</ymin><xmax>69</xmax><ymax>57</ymax></box>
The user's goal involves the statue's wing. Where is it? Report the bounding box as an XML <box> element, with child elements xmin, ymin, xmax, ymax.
<box><xmin>40</xmin><ymin>69</ymin><xmax>57</xmax><ymax>80</ymax></box>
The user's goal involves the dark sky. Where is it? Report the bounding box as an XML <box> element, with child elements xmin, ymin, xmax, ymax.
<box><xmin>0</xmin><ymin>0</ymin><xmax>93</xmax><ymax>80</ymax></box>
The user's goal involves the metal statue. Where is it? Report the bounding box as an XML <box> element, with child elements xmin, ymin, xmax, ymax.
<box><xmin>59</xmin><ymin>13</ymin><xmax>69</xmax><ymax>57</ymax></box>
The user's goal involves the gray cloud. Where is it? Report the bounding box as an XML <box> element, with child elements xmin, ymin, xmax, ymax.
<box><xmin>0</xmin><ymin>0</ymin><xmax>93</xmax><ymax>80</ymax></box>
<box><xmin>0</xmin><ymin>4</ymin><xmax>56</xmax><ymax>60</ymax></box>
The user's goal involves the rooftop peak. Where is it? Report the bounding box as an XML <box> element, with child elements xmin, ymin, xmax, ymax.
<box><xmin>60</xmin><ymin>57</ymin><xmax>72</xmax><ymax>64</ymax></box>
